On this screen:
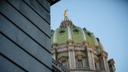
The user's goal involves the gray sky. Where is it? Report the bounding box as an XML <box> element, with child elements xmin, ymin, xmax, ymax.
<box><xmin>51</xmin><ymin>0</ymin><xmax>128</xmax><ymax>72</ymax></box>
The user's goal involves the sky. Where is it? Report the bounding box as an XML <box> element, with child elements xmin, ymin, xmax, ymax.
<box><xmin>51</xmin><ymin>0</ymin><xmax>128</xmax><ymax>72</ymax></box>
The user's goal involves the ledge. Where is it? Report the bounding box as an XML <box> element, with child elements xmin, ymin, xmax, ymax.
<box><xmin>47</xmin><ymin>0</ymin><xmax>60</xmax><ymax>5</ymax></box>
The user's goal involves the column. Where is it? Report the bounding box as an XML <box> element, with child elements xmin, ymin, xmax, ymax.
<box><xmin>68</xmin><ymin>45</ymin><xmax>76</xmax><ymax>69</ymax></box>
<box><xmin>87</xmin><ymin>48</ymin><xmax>95</xmax><ymax>70</ymax></box>
<box><xmin>103</xmin><ymin>57</ymin><xmax>110</xmax><ymax>72</ymax></box>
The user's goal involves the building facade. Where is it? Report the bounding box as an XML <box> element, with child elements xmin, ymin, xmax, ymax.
<box><xmin>52</xmin><ymin>10</ymin><xmax>115</xmax><ymax>72</ymax></box>
<box><xmin>0</xmin><ymin>0</ymin><xmax>59</xmax><ymax>72</ymax></box>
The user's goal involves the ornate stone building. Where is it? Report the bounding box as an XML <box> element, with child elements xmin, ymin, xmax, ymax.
<box><xmin>52</xmin><ymin>10</ymin><xmax>115</xmax><ymax>72</ymax></box>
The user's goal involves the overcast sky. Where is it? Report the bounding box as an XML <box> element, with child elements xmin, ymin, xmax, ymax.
<box><xmin>51</xmin><ymin>0</ymin><xmax>128</xmax><ymax>72</ymax></box>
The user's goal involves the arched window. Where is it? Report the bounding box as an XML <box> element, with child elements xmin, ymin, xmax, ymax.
<box><xmin>62</xmin><ymin>60</ymin><xmax>69</xmax><ymax>68</ymax></box>
<box><xmin>83</xmin><ymin>57</ymin><xmax>88</xmax><ymax>67</ymax></box>
<box><xmin>76</xmin><ymin>59</ymin><xmax>83</xmax><ymax>68</ymax></box>
<box><xmin>59</xmin><ymin>30</ymin><xmax>65</xmax><ymax>33</ymax></box>
<box><xmin>73</xmin><ymin>29</ymin><xmax>79</xmax><ymax>33</ymax></box>
<box><xmin>87</xmin><ymin>32</ymin><xmax>91</xmax><ymax>37</ymax></box>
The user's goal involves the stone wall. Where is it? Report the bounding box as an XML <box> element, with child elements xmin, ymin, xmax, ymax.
<box><xmin>0</xmin><ymin>0</ymin><xmax>52</xmax><ymax>72</ymax></box>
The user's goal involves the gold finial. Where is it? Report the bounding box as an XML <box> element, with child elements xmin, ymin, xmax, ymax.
<box><xmin>64</xmin><ymin>9</ymin><xmax>68</xmax><ymax>17</ymax></box>
<box><xmin>64</xmin><ymin>9</ymin><xmax>69</xmax><ymax>20</ymax></box>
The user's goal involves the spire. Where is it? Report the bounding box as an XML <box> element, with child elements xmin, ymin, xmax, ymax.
<box><xmin>64</xmin><ymin>9</ymin><xmax>69</xmax><ymax>20</ymax></box>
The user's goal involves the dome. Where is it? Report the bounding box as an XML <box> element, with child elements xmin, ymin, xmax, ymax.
<box><xmin>51</xmin><ymin>10</ymin><xmax>114</xmax><ymax>72</ymax></box>
<box><xmin>51</xmin><ymin>10</ymin><xmax>101</xmax><ymax>48</ymax></box>
<box><xmin>51</xmin><ymin>20</ymin><xmax>98</xmax><ymax>47</ymax></box>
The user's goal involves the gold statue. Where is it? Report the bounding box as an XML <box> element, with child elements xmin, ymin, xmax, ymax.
<box><xmin>64</xmin><ymin>9</ymin><xmax>68</xmax><ymax>17</ymax></box>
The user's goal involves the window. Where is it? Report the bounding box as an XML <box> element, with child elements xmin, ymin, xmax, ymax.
<box><xmin>83</xmin><ymin>58</ymin><xmax>88</xmax><ymax>67</ymax></box>
<box><xmin>83</xmin><ymin>28</ymin><xmax>87</xmax><ymax>31</ymax></box>
<box><xmin>59</xmin><ymin>30</ymin><xmax>65</xmax><ymax>33</ymax></box>
<box><xmin>76</xmin><ymin>59</ymin><xmax>83</xmax><ymax>68</ymax></box>
<box><xmin>87</xmin><ymin>32</ymin><xmax>91</xmax><ymax>37</ymax></box>
<box><xmin>62</xmin><ymin>61</ymin><xmax>69</xmax><ymax>68</ymax></box>
<box><xmin>73</xmin><ymin>29</ymin><xmax>79</xmax><ymax>33</ymax></box>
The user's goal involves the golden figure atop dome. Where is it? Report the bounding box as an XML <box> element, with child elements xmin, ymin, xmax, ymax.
<box><xmin>64</xmin><ymin>9</ymin><xmax>68</xmax><ymax>17</ymax></box>
<box><xmin>64</xmin><ymin>9</ymin><xmax>69</xmax><ymax>20</ymax></box>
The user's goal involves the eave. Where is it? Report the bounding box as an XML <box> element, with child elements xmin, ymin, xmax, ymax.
<box><xmin>47</xmin><ymin>0</ymin><xmax>60</xmax><ymax>6</ymax></box>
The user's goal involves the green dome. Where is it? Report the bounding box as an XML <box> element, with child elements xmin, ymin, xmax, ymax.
<box><xmin>51</xmin><ymin>20</ymin><xmax>97</xmax><ymax>47</ymax></box>
<box><xmin>52</xmin><ymin>10</ymin><xmax>105</xmax><ymax>56</ymax></box>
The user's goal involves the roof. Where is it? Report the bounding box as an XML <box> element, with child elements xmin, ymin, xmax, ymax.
<box><xmin>47</xmin><ymin>0</ymin><xmax>60</xmax><ymax>5</ymax></box>
<box><xmin>51</xmin><ymin>10</ymin><xmax>105</xmax><ymax>52</ymax></box>
<box><xmin>51</xmin><ymin>20</ymin><xmax>97</xmax><ymax>46</ymax></box>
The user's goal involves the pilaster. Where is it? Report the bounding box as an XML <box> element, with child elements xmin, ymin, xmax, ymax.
<box><xmin>102</xmin><ymin>52</ymin><xmax>110</xmax><ymax>72</ymax></box>
<box><xmin>68</xmin><ymin>41</ymin><xmax>76</xmax><ymax>69</ymax></box>
<box><xmin>87</xmin><ymin>48</ymin><xmax>95</xmax><ymax>70</ymax></box>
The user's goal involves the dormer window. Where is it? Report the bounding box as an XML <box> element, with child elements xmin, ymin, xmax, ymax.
<box><xmin>87</xmin><ymin>32</ymin><xmax>91</xmax><ymax>37</ymax></box>
<box><xmin>73</xmin><ymin>29</ymin><xmax>79</xmax><ymax>33</ymax></box>
<box><xmin>59</xmin><ymin>30</ymin><xmax>65</xmax><ymax>33</ymax></box>
<box><xmin>83</xmin><ymin>28</ymin><xmax>87</xmax><ymax>31</ymax></box>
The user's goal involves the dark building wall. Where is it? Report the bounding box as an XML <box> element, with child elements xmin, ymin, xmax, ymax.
<box><xmin>0</xmin><ymin>0</ymin><xmax>52</xmax><ymax>72</ymax></box>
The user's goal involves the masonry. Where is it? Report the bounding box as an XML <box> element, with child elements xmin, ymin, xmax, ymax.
<box><xmin>0</xmin><ymin>0</ymin><xmax>59</xmax><ymax>72</ymax></box>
